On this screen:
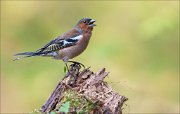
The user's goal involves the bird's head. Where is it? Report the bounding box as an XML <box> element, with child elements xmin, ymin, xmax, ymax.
<box><xmin>75</xmin><ymin>18</ymin><xmax>96</xmax><ymax>32</ymax></box>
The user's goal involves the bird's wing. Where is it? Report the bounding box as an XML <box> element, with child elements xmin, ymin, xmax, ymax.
<box><xmin>36</xmin><ymin>31</ymin><xmax>83</xmax><ymax>54</ymax></box>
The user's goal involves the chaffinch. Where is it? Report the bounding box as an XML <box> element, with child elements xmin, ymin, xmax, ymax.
<box><xmin>14</xmin><ymin>18</ymin><xmax>96</xmax><ymax>68</ymax></box>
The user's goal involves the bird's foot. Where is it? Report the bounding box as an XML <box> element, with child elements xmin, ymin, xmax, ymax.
<box><xmin>64</xmin><ymin>61</ymin><xmax>85</xmax><ymax>76</ymax></box>
<box><xmin>64</xmin><ymin>61</ymin><xmax>85</xmax><ymax>86</ymax></box>
<box><xmin>68</xmin><ymin>61</ymin><xmax>85</xmax><ymax>69</ymax></box>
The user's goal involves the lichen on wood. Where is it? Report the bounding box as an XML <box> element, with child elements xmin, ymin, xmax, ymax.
<box><xmin>40</xmin><ymin>63</ymin><xmax>128</xmax><ymax>114</ymax></box>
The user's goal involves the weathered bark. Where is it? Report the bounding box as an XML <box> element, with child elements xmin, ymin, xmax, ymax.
<box><xmin>40</xmin><ymin>64</ymin><xmax>128</xmax><ymax>114</ymax></box>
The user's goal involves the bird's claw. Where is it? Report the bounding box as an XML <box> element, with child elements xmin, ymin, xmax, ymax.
<box><xmin>68</xmin><ymin>61</ymin><xmax>85</xmax><ymax>69</ymax></box>
<box><xmin>65</xmin><ymin>61</ymin><xmax>85</xmax><ymax>75</ymax></box>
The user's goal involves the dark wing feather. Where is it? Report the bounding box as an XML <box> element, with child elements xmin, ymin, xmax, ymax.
<box><xmin>35</xmin><ymin>28</ymin><xmax>82</xmax><ymax>54</ymax></box>
<box><xmin>35</xmin><ymin>38</ymin><xmax>60</xmax><ymax>53</ymax></box>
<box><xmin>36</xmin><ymin>35</ymin><xmax>81</xmax><ymax>54</ymax></box>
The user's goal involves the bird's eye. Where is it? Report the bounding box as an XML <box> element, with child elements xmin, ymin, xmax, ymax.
<box><xmin>83</xmin><ymin>21</ymin><xmax>87</xmax><ymax>23</ymax></box>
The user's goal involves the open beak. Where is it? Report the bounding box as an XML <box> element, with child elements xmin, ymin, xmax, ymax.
<box><xmin>88</xmin><ymin>19</ymin><xmax>96</xmax><ymax>26</ymax></box>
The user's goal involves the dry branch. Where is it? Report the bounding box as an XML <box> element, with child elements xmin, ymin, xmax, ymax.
<box><xmin>40</xmin><ymin>64</ymin><xmax>128</xmax><ymax>114</ymax></box>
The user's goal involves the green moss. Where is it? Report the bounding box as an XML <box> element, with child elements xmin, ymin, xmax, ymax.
<box><xmin>55</xmin><ymin>89</ymin><xmax>99</xmax><ymax>114</ymax></box>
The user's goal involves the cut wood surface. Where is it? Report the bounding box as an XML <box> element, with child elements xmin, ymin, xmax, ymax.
<box><xmin>40</xmin><ymin>64</ymin><xmax>128</xmax><ymax>114</ymax></box>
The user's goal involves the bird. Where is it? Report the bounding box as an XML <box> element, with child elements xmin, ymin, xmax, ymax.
<box><xmin>14</xmin><ymin>18</ymin><xmax>96</xmax><ymax>69</ymax></box>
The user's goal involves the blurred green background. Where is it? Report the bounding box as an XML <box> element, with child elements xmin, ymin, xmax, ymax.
<box><xmin>1</xmin><ymin>1</ymin><xmax>179</xmax><ymax>113</ymax></box>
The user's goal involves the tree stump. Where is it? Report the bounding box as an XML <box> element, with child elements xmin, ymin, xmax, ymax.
<box><xmin>40</xmin><ymin>64</ymin><xmax>128</xmax><ymax>114</ymax></box>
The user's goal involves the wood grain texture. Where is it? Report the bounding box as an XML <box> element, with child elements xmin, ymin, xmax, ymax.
<box><xmin>41</xmin><ymin>64</ymin><xmax>128</xmax><ymax>114</ymax></box>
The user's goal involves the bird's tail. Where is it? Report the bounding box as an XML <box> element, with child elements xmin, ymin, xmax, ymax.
<box><xmin>13</xmin><ymin>51</ymin><xmax>40</xmax><ymax>61</ymax></box>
